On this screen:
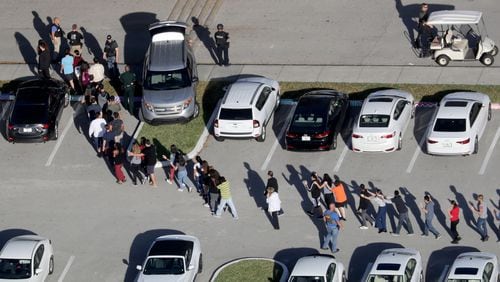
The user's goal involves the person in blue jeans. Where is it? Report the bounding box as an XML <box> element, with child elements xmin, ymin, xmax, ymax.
<box><xmin>175</xmin><ymin>157</ymin><xmax>190</xmax><ymax>192</ymax></box>
<box><xmin>421</xmin><ymin>195</ymin><xmax>441</xmax><ymax>239</ymax></box>
<box><xmin>321</xmin><ymin>203</ymin><xmax>343</xmax><ymax>253</ymax></box>
<box><xmin>367</xmin><ymin>189</ymin><xmax>390</xmax><ymax>233</ymax></box>
<box><xmin>469</xmin><ymin>194</ymin><xmax>489</xmax><ymax>241</ymax></box>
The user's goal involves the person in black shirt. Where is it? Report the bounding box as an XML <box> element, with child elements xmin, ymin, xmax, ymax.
<box><xmin>415</xmin><ymin>3</ymin><xmax>429</xmax><ymax>48</ymax></box>
<box><xmin>358</xmin><ymin>184</ymin><xmax>374</xmax><ymax>229</ymax></box>
<box><xmin>141</xmin><ymin>140</ymin><xmax>157</xmax><ymax>187</ymax></box>
<box><xmin>67</xmin><ymin>24</ymin><xmax>84</xmax><ymax>56</ymax></box>
<box><xmin>264</xmin><ymin>170</ymin><xmax>284</xmax><ymax>215</ymax></box>
<box><xmin>305</xmin><ymin>172</ymin><xmax>323</xmax><ymax>219</ymax></box>
<box><xmin>390</xmin><ymin>190</ymin><xmax>415</xmax><ymax>236</ymax></box>
<box><xmin>103</xmin><ymin>35</ymin><xmax>119</xmax><ymax>79</ymax></box>
<box><xmin>37</xmin><ymin>41</ymin><xmax>51</xmax><ymax>79</ymax></box>
<box><xmin>214</xmin><ymin>24</ymin><xmax>229</xmax><ymax>66</ymax></box>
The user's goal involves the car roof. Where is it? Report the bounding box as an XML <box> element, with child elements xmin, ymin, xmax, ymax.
<box><xmin>221</xmin><ymin>81</ymin><xmax>263</xmax><ymax>108</ymax></box>
<box><xmin>16</xmin><ymin>87</ymin><xmax>51</xmax><ymax>103</ymax></box>
<box><xmin>148</xmin><ymin>235</ymin><xmax>196</xmax><ymax>257</ymax></box>
<box><xmin>448</xmin><ymin>252</ymin><xmax>497</xmax><ymax>279</ymax></box>
<box><xmin>0</xmin><ymin>235</ymin><xmax>46</xmax><ymax>259</ymax></box>
<box><xmin>291</xmin><ymin>255</ymin><xmax>335</xmax><ymax>276</ymax></box>
<box><xmin>19</xmin><ymin>78</ymin><xmax>61</xmax><ymax>89</ymax></box>
<box><xmin>361</xmin><ymin>89</ymin><xmax>413</xmax><ymax>116</ymax></box>
<box><xmin>427</xmin><ymin>10</ymin><xmax>482</xmax><ymax>25</ymax></box>
<box><xmin>369</xmin><ymin>248</ymin><xmax>419</xmax><ymax>275</ymax></box>
<box><xmin>436</xmin><ymin>92</ymin><xmax>486</xmax><ymax>119</ymax></box>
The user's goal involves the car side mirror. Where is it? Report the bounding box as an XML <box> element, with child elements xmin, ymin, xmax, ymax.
<box><xmin>136</xmin><ymin>265</ymin><xmax>143</xmax><ymax>271</ymax></box>
<box><xmin>192</xmin><ymin>77</ymin><xmax>199</xmax><ymax>83</ymax></box>
<box><xmin>222</xmin><ymin>86</ymin><xmax>228</xmax><ymax>92</ymax></box>
<box><xmin>35</xmin><ymin>268</ymin><xmax>43</xmax><ymax>275</ymax></box>
<box><xmin>188</xmin><ymin>264</ymin><xmax>195</xmax><ymax>271</ymax></box>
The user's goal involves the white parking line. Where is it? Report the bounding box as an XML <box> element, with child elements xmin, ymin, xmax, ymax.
<box><xmin>406</xmin><ymin>109</ymin><xmax>436</xmax><ymax>173</ymax></box>
<box><xmin>260</xmin><ymin>109</ymin><xmax>294</xmax><ymax>171</ymax></box>
<box><xmin>479</xmin><ymin>126</ymin><xmax>500</xmax><ymax>175</ymax></box>
<box><xmin>333</xmin><ymin>145</ymin><xmax>349</xmax><ymax>172</ymax></box>
<box><xmin>57</xmin><ymin>255</ymin><xmax>75</xmax><ymax>282</ymax></box>
<box><xmin>45</xmin><ymin>105</ymin><xmax>80</xmax><ymax>167</ymax></box>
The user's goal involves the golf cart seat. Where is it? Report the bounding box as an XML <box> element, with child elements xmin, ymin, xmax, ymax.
<box><xmin>452</xmin><ymin>38</ymin><xmax>468</xmax><ymax>51</ymax></box>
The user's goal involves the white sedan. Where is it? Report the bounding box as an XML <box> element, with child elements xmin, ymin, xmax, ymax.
<box><xmin>445</xmin><ymin>252</ymin><xmax>498</xmax><ymax>282</ymax></box>
<box><xmin>135</xmin><ymin>235</ymin><xmax>202</xmax><ymax>282</ymax></box>
<box><xmin>365</xmin><ymin>248</ymin><xmax>423</xmax><ymax>282</ymax></box>
<box><xmin>427</xmin><ymin>92</ymin><xmax>491</xmax><ymax>155</ymax></box>
<box><xmin>288</xmin><ymin>254</ymin><xmax>347</xmax><ymax>282</ymax></box>
<box><xmin>0</xmin><ymin>235</ymin><xmax>54</xmax><ymax>282</ymax></box>
<box><xmin>352</xmin><ymin>89</ymin><xmax>414</xmax><ymax>152</ymax></box>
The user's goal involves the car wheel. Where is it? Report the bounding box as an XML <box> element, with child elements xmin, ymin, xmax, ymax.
<box><xmin>192</xmin><ymin>103</ymin><xmax>200</xmax><ymax>119</ymax></box>
<box><xmin>473</xmin><ymin>136</ymin><xmax>479</xmax><ymax>154</ymax></box>
<box><xmin>480</xmin><ymin>53</ymin><xmax>494</xmax><ymax>66</ymax></box>
<box><xmin>397</xmin><ymin>133</ymin><xmax>402</xmax><ymax>150</ymax></box>
<box><xmin>53</xmin><ymin>123</ymin><xmax>59</xmax><ymax>140</ymax></box>
<box><xmin>198</xmin><ymin>254</ymin><xmax>203</xmax><ymax>274</ymax></box>
<box><xmin>411</xmin><ymin>102</ymin><xmax>415</xmax><ymax>119</ymax></box>
<box><xmin>257</xmin><ymin>126</ymin><xmax>266</xmax><ymax>142</ymax></box>
<box><xmin>330</xmin><ymin>134</ymin><xmax>338</xmax><ymax>150</ymax></box>
<box><xmin>488</xmin><ymin>103</ymin><xmax>492</xmax><ymax>121</ymax></box>
<box><xmin>214</xmin><ymin>135</ymin><xmax>225</xmax><ymax>142</ymax></box>
<box><xmin>275</xmin><ymin>94</ymin><xmax>280</xmax><ymax>110</ymax></box>
<box><xmin>64</xmin><ymin>92</ymin><xmax>70</xmax><ymax>108</ymax></box>
<box><xmin>436</xmin><ymin>55</ymin><xmax>450</xmax><ymax>66</ymax></box>
<box><xmin>490</xmin><ymin>45</ymin><xmax>498</xmax><ymax>56</ymax></box>
<box><xmin>419</xmin><ymin>271</ymin><xmax>424</xmax><ymax>282</ymax></box>
<box><xmin>49</xmin><ymin>256</ymin><xmax>54</xmax><ymax>275</ymax></box>
<box><xmin>341</xmin><ymin>271</ymin><xmax>347</xmax><ymax>282</ymax></box>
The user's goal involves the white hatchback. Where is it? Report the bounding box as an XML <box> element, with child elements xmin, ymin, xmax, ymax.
<box><xmin>426</xmin><ymin>92</ymin><xmax>491</xmax><ymax>155</ymax></box>
<box><xmin>445</xmin><ymin>252</ymin><xmax>498</xmax><ymax>282</ymax></box>
<box><xmin>288</xmin><ymin>254</ymin><xmax>347</xmax><ymax>282</ymax></box>
<box><xmin>365</xmin><ymin>248</ymin><xmax>423</xmax><ymax>282</ymax></box>
<box><xmin>213</xmin><ymin>76</ymin><xmax>280</xmax><ymax>142</ymax></box>
<box><xmin>0</xmin><ymin>235</ymin><xmax>54</xmax><ymax>282</ymax></box>
<box><xmin>352</xmin><ymin>90</ymin><xmax>414</xmax><ymax>152</ymax></box>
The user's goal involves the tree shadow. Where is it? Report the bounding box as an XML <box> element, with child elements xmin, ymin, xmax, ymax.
<box><xmin>32</xmin><ymin>11</ymin><xmax>50</xmax><ymax>45</ymax></box>
<box><xmin>425</xmin><ymin>191</ymin><xmax>451</xmax><ymax>237</ymax></box>
<box><xmin>14</xmin><ymin>32</ymin><xmax>37</xmax><ymax>75</ymax></box>
<box><xmin>400</xmin><ymin>186</ymin><xmax>425</xmax><ymax>233</ymax></box>
<box><xmin>119</xmin><ymin>12</ymin><xmax>158</xmax><ymax>65</ymax></box>
<box><xmin>348</xmin><ymin>242</ymin><xmax>404</xmax><ymax>282</ymax></box>
<box><xmin>80</xmin><ymin>26</ymin><xmax>103</xmax><ymax>61</ymax></box>
<box><xmin>426</xmin><ymin>246</ymin><xmax>479</xmax><ymax>282</ymax></box>
<box><xmin>273</xmin><ymin>247</ymin><xmax>319</xmax><ymax>279</ymax></box>
<box><xmin>0</xmin><ymin>229</ymin><xmax>37</xmax><ymax>250</ymax></box>
<box><xmin>122</xmin><ymin>229</ymin><xmax>185</xmax><ymax>282</ymax></box>
<box><xmin>449</xmin><ymin>185</ymin><xmax>476</xmax><ymax>230</ymax></box>
<box><xmin>192</xmin><ymin>17</ymin><xmax>218</xmax><ymax>64</ymax></box>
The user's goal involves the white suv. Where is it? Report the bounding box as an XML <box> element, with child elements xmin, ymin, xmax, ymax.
<box><xmin>213</xmin><ymin>76</ymin><xmax>280</xmax><ymax>142</ymax></box>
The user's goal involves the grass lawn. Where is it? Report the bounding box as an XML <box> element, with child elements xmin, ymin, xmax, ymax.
<box><xmin>214</xmin><ymin>259</ymin><xmax>284</xmax><ymax>282</ymax></box>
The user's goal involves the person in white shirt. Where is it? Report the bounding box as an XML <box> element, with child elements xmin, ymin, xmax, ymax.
<box><xmin>266</xmin><ymin>187</ymin><xmax>281</xmax><ymax>230</ymax></box>
<box><xmin>367</xmin><ymin>189</ymin><xmax>392</xmax><ymax>234</ymax></box>
<box><xmin>89</xmin><ymin>57</ymin><xmax>105</xmax><ymax>85</ymax></box>
<box><xmin>88</xmin><ymin>111</ymin><xmax>106</xmax><ymax>157</ymax></box>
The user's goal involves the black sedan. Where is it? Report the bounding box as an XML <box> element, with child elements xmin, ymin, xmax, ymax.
<box><xmin>285</xmin><ymin>90</ymin><xmax>348</xmax><ymax>151</ymax></box>
<box><xmin>6</xmin><ymin>79</ymin><xmax>69</xmax><ymax>143</ymax></box>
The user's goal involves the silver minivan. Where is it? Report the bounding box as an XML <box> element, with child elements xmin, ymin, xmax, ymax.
<box><xmin>141</xmin><ymin>21</ymin><xmax>199</xmax><ymax>124</ymax></box>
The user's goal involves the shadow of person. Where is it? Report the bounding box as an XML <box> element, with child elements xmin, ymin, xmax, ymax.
<box><xmin>80</xmin><ymin>26</ymin><xmax>103</xmax><ymax>60</ymax></box>
<box><xmin>243</xmin><ymin>162</ymin><xmax>274</xmax><ymax>227</ymax></box>
<box><xmin>119</xmin><ymin>12</ymin><xmax>158</xmax><ymax>65</ymax></box>
<box><xmin>123</xmin><ymin>229</ymin><xmax>185</xmax><ymax>282</ymax></box>
<box><xmin>14</xmin><ymin>32</ymin><xmax>37</xmax><ymax>75</ymax></box>
<box><xmin>32</xmin><ymin>11</ymin><xmax>50</xmax><ymax>44</ymax></box>
<box><xmin>400</xmin><ymin>187</ymin><xmax>425</xmax><ymax>233</ymax></box>
<box><xmin>450</xmin><ymin>185</ymin><xmax>476</xmax><ymax>229</ymax></box>
<box><xmin>348</xmin><ymin>181</ymin><xmax>365</xmax><ymax>225</ymax></box>
<box><xmin>191</xmin><ymin>17</ymin><xmax>219</xmax><ymax>64</ymax></box>
<box><xmin>487</xmin><ymin>209</ymin><xmax>500</xmax><ymax>241</ymax></box>
<box><xmin>425</xmin><ymin>191</ymin><xmax>451</xmax><ymax>237</ymax></box>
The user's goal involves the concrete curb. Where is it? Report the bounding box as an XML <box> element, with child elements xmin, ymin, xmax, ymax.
<box><xmin>209</xmin><ymin>257</ymin><xmax>289</xmax><ymax>282</ymax></box>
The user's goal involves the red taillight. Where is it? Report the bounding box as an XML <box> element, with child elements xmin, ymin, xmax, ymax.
<box><xmin>381</xmin><ymin>132</ymin><xmax>395</xmax><ymax>139</ymax></box>
<box><xmin>214</xmin><ymin>119</ymin><xmax>219</xmax><ymax>128</ymax></box>
<box><xmin>286</xmin><ymin>132</ymin><xmax>298</xmax><ymax>138</ymax></box>
<box><xmin>456</xmin><ymin>138</ymin><xmax>470</xmax><ymax>144</ymax></box>
<box><xmin>352</xmin><ymin>133</ymin><xmax>363</xmax><ymax>139</ymax></box>
<box><xmin>253</xmin><ymin>120</ymin><xmax>260</xmax><ymax>128</ymax></box>
<box><xmin>313</xmin><ymin>131</ymin><xmax>330</xmax><ymax>139</ymax></box>
<box><xmin>42</xmin><ymin>124</ymin><xmax>50</xmax><ymax>129</ymax></box>
<box><xmin>427</xmin><ymin>139</ymin><xmax>438</xmax><ymax>144</ymax></box>
<box><xmin>7</xmin><ymin>124</ymin><xmax>14</xmax><ymax>130</ymax></box>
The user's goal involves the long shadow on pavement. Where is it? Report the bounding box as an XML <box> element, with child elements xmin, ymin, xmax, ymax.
<box><xmin>80</xmin><ymin>27</ymin><xmax>103</xmax><ymax>60</ymax></box>
<box><xmin>191</xmin><ymin>17</ymin><xmax>218</xmax><ymax>65</ymax></box>
<box><xmin>119</xmin><ymin>12</ymin><xmax>158</xmax><ymax>65</ymax></box>
<box><xmin>243</xmin><ymin>162</ymin><xmax>274</xmax><ymax>228</ymax></box>
<box><xmin>348</xmin><ymin>242</ymin><xmax>404</xmax><ymax>282</ymax></box>
<box><xmin>400</xmin><ymin>186</ymin><xmax>425</xmax><ymax>233</ymax></box>
<box><xmin>31</xmin><ymin>11</ymin><xmax>51</xmax><ymax>44</ymax></box>
<box><xmin>450</xmin><ymin>185</ymin><xmax>476</xmax><ymax>231</ymax></box>
<box><xmin>426</xmin><ymin>246</ymin><xmax>479</xmax><ymax>281</ymax></box>
<box><xmin>123</xmin><ymin>229</ymin><xmax>185</xmax><ymax>282</ymax></box>
<box><xmin>426</xmin><ymin>191</ymin><xmax>452</xmax><ymax>238</ymax></box>
<box><xmin>14</xmin><ymin>32</ymin><xmax>37</xmax><ymax>75</ymax></box>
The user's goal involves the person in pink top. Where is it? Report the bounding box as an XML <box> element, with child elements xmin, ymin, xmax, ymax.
<box><xmin>449</xmin><ymin>200</ymin><xmax>461</xmax><ymax>244</ymax></box>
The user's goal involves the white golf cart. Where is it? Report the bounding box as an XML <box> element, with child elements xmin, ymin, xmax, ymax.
<box><xmin>426</xmin><ymin>10</ymin><xmax>497</xmax><ymax>66</ymax></box>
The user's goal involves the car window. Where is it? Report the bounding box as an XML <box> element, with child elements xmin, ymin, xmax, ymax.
<box><xmin>33</xmin><ymin>244</ymin><xmax>44</xmax><ymax>269</ymax></box>
<box><xmin>326</xmin><ymin>263</ymin><xmax>336</xmax><ymax>282</ymax></box>
<box><xmin>433</xmin><ymin>118</ymin><xmax>466</xmax><ymax>132</ymax></box>
<box><xmin>219</xmin><ymin>108</ymin><xmax>253</xmax><ymax>120</ymax></box>
<box><xmin>393</xmin><ymin>100</ymin><xmax>407</xmax><ymax>121</ymax></box>
<box><xmin>255</xmin><ymin>87</ymin><xmax>272</xmax><ymax>111</ymax></box>
<box><xmin>482</xmin><ymin>262</ymin><xmax>494</xmax><ymax>281</ymax></box>
<box><xmin>404</xmin><ymin>259</ymin><xmax>416</xmax><ymax>281</ymax></box>
<box><xmin>359</xmin><ymin>114</ymin><xmax>390</xmax><ymax>128</ymax></box>
<box><xmin>144</xmin><ymin>69</ymin><xmax>191</xmax><ymax>90</ymax></box>
<box><xmin>185</xmin><ymin>248</ymin><xmax>192</xmax><ymax>267</ymax></box>
<box><xmin>469</xmin><ymin>103</ymin><xmax>482</xmax><ymax>127</ymax></box>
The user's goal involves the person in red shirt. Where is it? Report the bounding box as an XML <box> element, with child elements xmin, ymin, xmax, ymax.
<box><xmin>449</xmin><ymin>200</ymin><xmax>461</xmax><ymax>244</ymax></box>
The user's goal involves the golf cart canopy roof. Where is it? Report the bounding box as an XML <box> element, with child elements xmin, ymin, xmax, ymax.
<box><xmin>426</xmin><ymin>10</ymin><xmax>482</xmax><ymax>25</ymax></box>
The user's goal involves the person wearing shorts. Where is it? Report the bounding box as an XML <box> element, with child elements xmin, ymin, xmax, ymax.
<box><xmin>61</xmin><ymin>48</ymin><xmax>75</xmax><ymax>91</ymax></box>
<box><xmin>332</xmin><ymin>179</ymin><xmax>348</xmax><ymax>220</ymax></box>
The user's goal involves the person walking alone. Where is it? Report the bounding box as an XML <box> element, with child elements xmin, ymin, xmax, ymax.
<box><xmin>469</xmin><ymin>194</ymin><xmax>489</xmax><ymax>241</ymax></box>
<box><xmin>103</xmin><ymin>35</ymin><xmax>119</xmax><ymax>79</ymax></box>
<box><xmin>357</xmin><ymin>184</ymin><xmax>374</xmax><ymax>229</ymax></box>
<box><xmin>321</xmin><ymin>203</ymin><xmax>343</xmax><ymax>254</ymax></box>
<box><xmin>214</xmin><ymin>176</ymin><xmax>238</xmax><ymax>219</ymax></box>
<box><xmin>119</xmin><ymin>65</ymin><xmax>136</xmax><ymax>114</ymax></box>
<box><xmin>390</xmin><ymin>190</ymin><xmax>414</xmax><ymax>236</ymax></box>
<box><xmin>266</xmin><ymin>187</ymin><xmax>281</xmax><ymax>230</ymax></box>
<box><xmin>421</xmin><ymin>194</ymin><xmax>441</xmax><ymax>239</ymax></box>
<box><xmin>214</xmin><ymin>23</ymin><xmax>229</xmax><ymax>66</ymax></box>
<box><xmin>449</xmin><ymin>200</ymin><xmax>461</xmax><ymax>244</ymax></box>
<box><xmin>37</xmin><ymin>41</ymin><xmax>51</xmax><ymax>79</ymax></box>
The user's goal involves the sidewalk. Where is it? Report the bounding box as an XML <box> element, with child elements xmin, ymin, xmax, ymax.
<box><xmin>1</xmin><ymin>63</ymin><xmax>500</xmax><ymax>85</ymax></box>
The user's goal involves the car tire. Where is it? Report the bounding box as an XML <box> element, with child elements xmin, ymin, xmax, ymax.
<box><xmin>342</xmin><ymin>271</ymin><xmax>347</xmax><ymax>282</ymax></box>
<box><xmin>491</xmin><ymin>45</ymin><xmax>498</xmax><ymax>56</ymax></box>
<box><xmin>64</xmin><ymin>92</ymin><xmax>70</xmax><ymax>108</ymax></box>
<box><xmin>214</xmin><ymin>135</ymin><xmax>225</xmax><ymax>142</ymax></box>
<box><xmin>53</xmin><ymin>122</ymin><xmax>59</xmax><ymax>140</ymax></box>
<box><xmin>192</xmin><ymin>103</ymin><xmax>200</xmax><ymax>119</ymax></box>
<box><xmin>397</xmin><ymin>133</ymin><xmax>402</xmax><ymax>150</ymax></box>
<box><xmin>198</xmin><ymin>254</ymin><xmax>203</xmax><ymax>274</ymax></box>
<box><xmin>49</xmin><ymin>256</ymin><xmax>54</xmax><ymax>275</ymax></box>
<box><xmin>488</xmin><ymin>103</ymin><xmax>492</xmax><ymax>121</ymax></box>
<box><xmin>275</xmin><ymin>93</ymin><xmax>280</xmax><ymax>110</ymax></box>
<box><xmin>473</xmin><ymin>136</ymin><xmax>479</xmax><ymax>154</ymax></box>
<box><xmin>330</xmin><ymin>134</ymin><xmax>338</xmax><ymax>150</ymax></box>
<box><xmin>419</xmin><ymin>271</ymin><xmax>424</xmax><ymax>282</ymax></box>
<box><xmin>436</xmin><ymin>55</ymin><xmax>450</xmax><ymax>66</ymax></box>
<box><xmin>480</xmin><ymin>53</ymin><xmax>494</xmax><ymax>66</ymax></box>
<box><xmin>256</xmin><ymin>126</ymin><xmax>266</xmax><ymax>142</ymax></box>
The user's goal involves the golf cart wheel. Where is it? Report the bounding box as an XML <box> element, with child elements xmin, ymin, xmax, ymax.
<box><xmin>491</xmin><ymin>46</ymin><xmax>498</xmax><ymax>56</ymax></box>
<box><xmin>480</xmin><ymin>53</ymin><xmax>494</xmax><ymax>66</ymax></box>
<box><xmin>436</xmin><ymin>55</ymin><xmax>450</xmax><ymax>66</ymax></box>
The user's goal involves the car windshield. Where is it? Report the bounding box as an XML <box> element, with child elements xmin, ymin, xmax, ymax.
<box><xmin>289</xmin><ymin>276</ymin><xmax>325</xmax><ymax>282</ymax></box>
<box><xmin>433</xmin><ymin>118</ymin><xmax>466</xmax><ymax>132</ymax></box>
<box><xmin>144</xmin><ymin>69</ymin><xmax>191</xmax><ymax>90</ymax></box>
<box><xmin>366</xmin><ymin>274</ymin><xmax>404</xmax><ymax>282</ymax></box>
<box><xmin>359</xmin><ymin>114</ymin><xmax>390</xmax><ymax>128</ymax></box>
<box><xmin>219</xmin><ymin>108</ymin><xmax>252</xmax><ymax>120</ymax></box>
<box><xmin>0</xmin><ymin>258</ymin><xmax>32</xmax><ymax>279</ymax></box>
<box><xmin>144</xmin><ymin>257</ymin><xmax>185</xmax><ymax>275</ymax></box>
